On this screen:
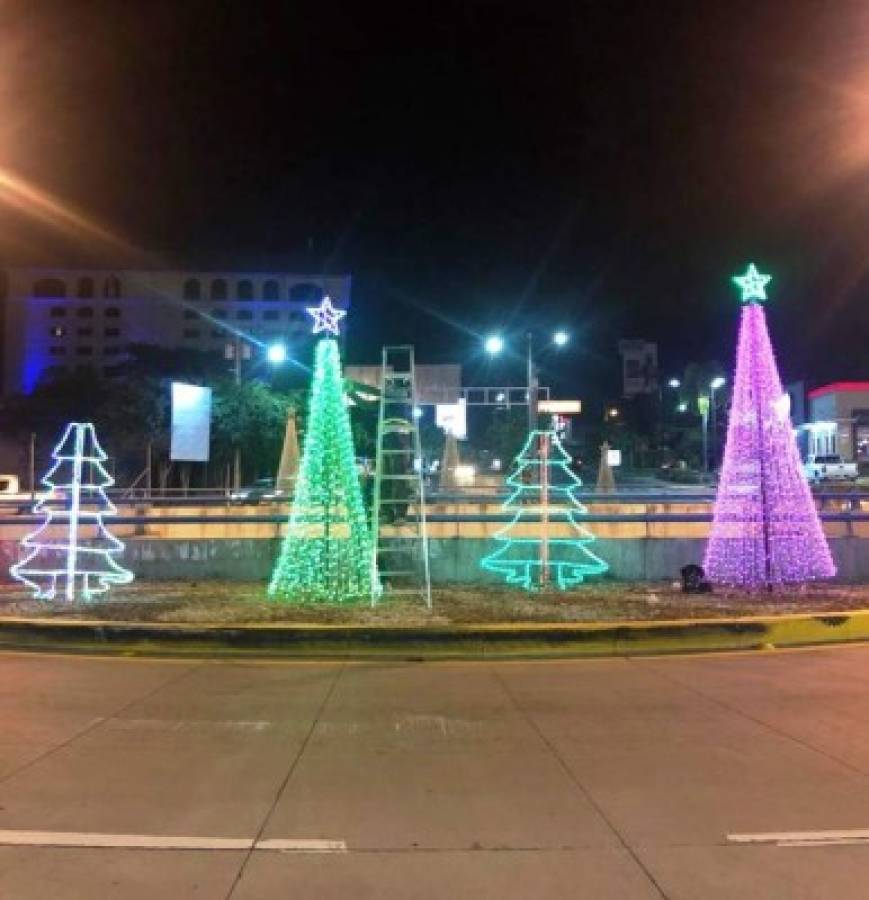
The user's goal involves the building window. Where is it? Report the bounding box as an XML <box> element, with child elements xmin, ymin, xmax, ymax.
<box><xmin>262</xmin><ymin>310</ymin><xmax>280</xmax><ymax>321</ymax></box>
<box><xmin>77</xmin><ymin>307</ymin><xmax>94</xmax><ymax>318</ymax></box>
<box><xmin>34</xmin><ymin>278</ymin><xmax>66</xmax><ymax>298</ymax></box>
<box><xmin>45</xmin><ymin>364</ymin><xmax>67</xmax><ymax>378</ymax></box>
<box><xmin>103</xmin><ymin>275</ymin><xmax>121</xmax><ymax>299</ymax></box>
<box><xmin>183</xmin><ymin>328</ymin><xmax>200</xmax><ymax>338</ymax></box>
<box><xmin>105</xmin><ymin>307</ymin><xmax>121</xmax><ymax>318</ymax></box>
<box><xmin>289</xmin><ymin>310</ymin><xmax>306</xmax><ymax>322</ymax></box>
<box><xmin>210</xmin><ymin>278</ymin><xmax>228</xmax><ymax>301</ymax></box>
<box><xmin>263</xmin><ymin>279</ymin><xmax>279</xmax><ymax>301</ymax></box>
<box><xmin>77</xmin><ymin>327</ymin><xmax>94</xmax><ymax>337</ymax></box>
<box><xmin>77</xmin><ymin>277</ymin><xmax>95</xmax><ymax>298</ymax></box>
<box><xmin>211</xmin><ymin>329</ymin><xmax>224</xmax><ymax>338</ymax></box>
<box><xmin>75</xmin><ymin>364</ymin><xmax>93</xmax><ymax>373</ymax></box>
<box><xmin>104</xmin><ymin>327</ymin><xmax>120</xmax><ymax>337</ymax></box>
<box><xmin>183</xmin><ymin>278</ymin><xmax>201</xmax><ymax>300</ymax></box>
<box><xmin>104</xmin><ymin>346</ymin><xmax>122</xmax><ymax>356</ymax></box>
<box><xmin>76</xmin><ymin>346</ymin><xmax>94</xmax><ymax>356</ymax></box>
<box><xmin>49</xmin><ymin>306</ymin><xmax>66</xmax><ymax>318</ymax></box>
<box><xmin>48</xmin><ymin>325</ymin><xmax>65</xmax><ymax>337</ymax></box>
<box><xmin>103</xmin><ymin>364</ymin><xmax>124</xmax><ymax>376</ymax></box>
<box><xmin>237</xmin><ymin>279</ymin><xmax>253</xmax><ymax>301</ymax></box>
<box><xmin>236</xmin><ymin>310</ymin><xmax>253</xmax><ymax>321</ymax></box>
<box><xmin>212</xmin><ymin>308</ymin><xmax>227</xmax><ymax>319</ymax></box>
<box><xmin>289</xmin><ymin>282</ymin><xmax>324</xmax><ymax>304</ymax></box>
<box><xmin>183</xmin><ymin>309</ymin><xmax>198</xmax><ymax>320</ymax></box>
<box><xmin>49</xmin><ymin>346</ymin><xmax>66</xmax><ymax>356</ymax></box>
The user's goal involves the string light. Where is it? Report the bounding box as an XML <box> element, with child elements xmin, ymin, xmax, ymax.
<box><xmin>481</xmin><ymin>429</ymin><xmax>608</xmax><ymax>591</ymax></box>
<box><xmin>732</xmin><ymin>262</ymin><xmax>772</xmax><ymax>303</ymax></box>
<box><xmin>306</xmin><ymin>296</ymin><xmax>346</xmax><ymax>336</ymax></box>
<box><xmin>704</xmin><ymin>266</ymin><xmax>835</xmax><ymax>590</ymax></box>
<box><xmin>269</xmin><ymin>338</ymin><xmax>379</xmax><ymax>603</ymax></box>
<box><xmin>10</xmin><ymin>422</ymin><xmax>133</xmax><ymax>601</ymax></box>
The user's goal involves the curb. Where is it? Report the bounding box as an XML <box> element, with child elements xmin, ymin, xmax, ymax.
<box><xmin>0</xmin><ymin>609</ymin><xmax>868</xmax><ymax>659</ymax></box>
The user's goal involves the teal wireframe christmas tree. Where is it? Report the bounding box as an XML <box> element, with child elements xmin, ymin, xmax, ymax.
<box><xmin>481</xmin><ymin>430</ymin><xmax>608</xmax><ymax>590</ymax></box>
<box><xmin>10</xmin><ymin>422</ymin><xmax>133</xmax><ymax>602</ymax></box>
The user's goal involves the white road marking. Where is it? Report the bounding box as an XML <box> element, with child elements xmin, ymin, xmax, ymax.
<box><xmin>728</xmin><ymin>828</ymin><xmax>869</xmax><ymax>847</ymax></box>
<box><xmin>0</xmin><ymin>830</ymin><xmax>346</xmax><ymax>852</ymax></box>
<box><xmin>0</xmin><ymin>831</ymin><xmax>251</xmax><ymax>850</ymax></box>
<box><xmin>257</xmin><ymin>839</ymin><xmax>347</xmax><ymax>852</ymax></box>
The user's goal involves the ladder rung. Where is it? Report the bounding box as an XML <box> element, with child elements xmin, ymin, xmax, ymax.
<box><xmin>378</xmin><ymin>570</ymin><xmax>418</xmax><ymax>577</ymax></box>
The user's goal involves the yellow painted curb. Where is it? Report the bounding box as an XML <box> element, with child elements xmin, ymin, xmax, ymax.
<box><xmin>0</xmin><ymin>608</ymin><xmax>868</xmax><ymax>659</ymax></box>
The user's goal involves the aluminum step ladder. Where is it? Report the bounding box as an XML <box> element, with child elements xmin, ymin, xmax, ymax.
<box><xmin>370</xmin><ymin>346</ymin><xmax>432</xmax><ymax>608</ymax></box>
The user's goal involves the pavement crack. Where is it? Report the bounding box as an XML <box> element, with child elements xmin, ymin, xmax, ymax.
<box><xmin>630</xmin><ymin>657</ymin><xmax>869</xmax><ymax>778</ymax></box>
<box><xmin>225</xmin><ymin>662</ymin><xmax>345</xmax><ymax>899</ymax></box>
<box><xmin>0</xmin><ymin>661</ymin><xmax>204</xmax><ymax>788</ymax></box>
<box><xmin>491</xmin><ymin>668</ymin><xmax>671</xmax><ymax>900</ymax></box>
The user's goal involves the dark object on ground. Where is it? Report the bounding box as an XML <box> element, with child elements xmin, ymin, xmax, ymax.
<box><xmin>681</xmin><ymin>564</ymin><xmax>712</xmax><ymax>594</ymax></box>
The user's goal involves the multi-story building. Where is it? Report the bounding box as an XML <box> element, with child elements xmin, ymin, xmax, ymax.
<box><xmin>805</xmin><ymin>381</ymin><xmax>869</xmax><ymax>464</ymax></box>
<box><xmin>2</xmin><ymin>268</ymin><xmax>351</xmax><ymax>394</ymax></box>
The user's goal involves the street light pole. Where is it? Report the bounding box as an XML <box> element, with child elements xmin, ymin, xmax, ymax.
<box><xmin>233</xmin><ymin>334</ymin><xmax>242</xmax><ymax>492</ymax></box>
<box><xmin>526</xmin><ymin>331</ymin><xmax>537</xmax><ymax>433</ymax></box>
<box><xmin>698</xmin><ymin>395</ymin><xmax>710</xmax><ymax>474</ymax></box>
<box><xmin>708</xmin><ymin>377</ymin><xmax>725</xmax><ymax>472</ymax></box>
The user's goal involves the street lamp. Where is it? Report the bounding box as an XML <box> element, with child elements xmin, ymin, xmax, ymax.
<box><xmin>709</xmin><ymin>376</ymin><xmax>726</xmax><ymax>470</ymax></box>
<box><xmin>267</xmin><ymin>342</ymin><xmax>287</xmax><ymax>365</ymax></box>
<box><xmin>668</xmin><ymin>377</ymin><xmax>681</xmax><ymax>389</ymax></box>
<box><xmin>229</xmin><ymin>335</ymin><xmax>289</xmax><ymax>490</ymax></box>
<box><xmin>483</xmin><ymin>330</ymin><xmax>569</xmax><ymax>431</ymax></box>
<box><xmin>677</xmin><ymin>401</ymin><xmax>688</xmax><ymax>413</ymax></box>
<box><xmin>484</xmin><ymin>334</ymin><xmax>504</xmax><ymax>355</ymax></box>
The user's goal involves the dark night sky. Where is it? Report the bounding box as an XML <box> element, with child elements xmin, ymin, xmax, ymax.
<box><xmin>1</xmin><ymin>0</ymin><xmax>867</xmax><ymax>401</ymax></box>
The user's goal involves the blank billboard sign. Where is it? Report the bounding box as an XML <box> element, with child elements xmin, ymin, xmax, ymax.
<box><xmin>171</xmin><ymin>382</ymin><xmax>212</xmax><ymax>462</ymax></box>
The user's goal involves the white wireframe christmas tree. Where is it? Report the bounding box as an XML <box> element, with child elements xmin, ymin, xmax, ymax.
<box><xmin>11</xmin><ymin>422</ymin><xmax>134</xmax><ymax>601</ymax></box>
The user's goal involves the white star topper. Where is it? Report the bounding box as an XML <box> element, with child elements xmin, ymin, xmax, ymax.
<box><xmin>306</xmin><ymin>296</ymin><xmax>346</xmax><ymax>336</ymax></box>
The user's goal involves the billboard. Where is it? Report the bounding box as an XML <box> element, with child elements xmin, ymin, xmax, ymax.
<box><xmin>170</xmin><ymin>382</ymin><xmax>212</xmax><ymax>462</ymax></box>
<box><xmin>618</xmin><ymin>340</ymin><xmax>658</xmax><ymax>397</ymax></box>
<box><xmin>436</xmin><ymin>398</ymin><xmax>467</xmax><ymax>439</ymax></box>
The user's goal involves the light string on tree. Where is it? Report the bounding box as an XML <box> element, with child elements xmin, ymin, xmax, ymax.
<box><xmin>481</xmin><ymin>429</ymin><xmax>608</xmax><ymax>591</ymax></box>
<box><xmin>268</xmin><ymin>298</ymin><xmax>379</xmax><ymax>602</ymax></box>
<box><xmin>10</xmin><ymin>422</ymin><xmax>134</xmax><ymax>601</ymax></box>
<box><xmin>703</xmin><ymin>264</ymin><xmax>836</xmax><ymax>590</ymax></box>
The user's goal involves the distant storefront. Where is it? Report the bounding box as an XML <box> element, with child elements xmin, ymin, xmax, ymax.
<box><xmin>806</xmin><ymin>382</ymin><xmax>869</xmax><ymax>463</ymax></box>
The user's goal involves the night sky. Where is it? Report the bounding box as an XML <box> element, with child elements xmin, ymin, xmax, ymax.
<box><xmin>1</xmin><ymin>1</ymin><xmax>868</xmax><ymax>401</ymax></box>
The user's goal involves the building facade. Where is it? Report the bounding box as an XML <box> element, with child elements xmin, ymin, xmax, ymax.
<box><xmin>806</xmin><ymin>381</ymin><xmax>869</xmax><ymax>464</ymax></box>
<box><xmin>2</xmin><ymin>268</ymin><xmax>351</xmax><ymax>394</ymax></box>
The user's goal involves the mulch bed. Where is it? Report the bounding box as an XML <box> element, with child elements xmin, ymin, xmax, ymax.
<box><xmin>0</xmin><ymin>580</ymin><xmax>866</xmax><ymax>626</ymax></box>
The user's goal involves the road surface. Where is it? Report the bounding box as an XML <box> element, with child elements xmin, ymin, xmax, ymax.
<box><xmin>1</xmin><ymin>645</ymin><xmax>868</xmax><ymax>898</ymax></box>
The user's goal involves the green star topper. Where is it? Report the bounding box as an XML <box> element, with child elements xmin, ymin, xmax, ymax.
<box><xmin>732</xmin><ymin>263</ymin><xmax>772</xmax><ymax>304</ymax></box>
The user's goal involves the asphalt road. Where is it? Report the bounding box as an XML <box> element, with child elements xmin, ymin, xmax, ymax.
<box><xmin>1</xmin><ymin>646</ymin><xmax>869</xmax><ymax>898</ymax></box>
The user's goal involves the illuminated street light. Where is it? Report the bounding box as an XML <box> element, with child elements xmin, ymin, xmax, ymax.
<box><xmin>677</xmin><ymin>401</ymin><xmax>688</xmax><ymax>413</ymax></box>
<box><xmin>710</xmin><ymin>376</ymin><xmax>726</xmax><ymax>390</ymax></box>
<box><xmin>553</xmin><ymin>330</ymin><xmax>569</xmax><ymax>347</ymax></box>
<box><xmin>267</xmin><ymin>342</ymin><xmax>288</xmax><ymax>365</ymax></box>
<box><xmin>668</xmin><ymin>377</ymin><xmax>681</xmax><ymax>388</ymax></box>
<box><xmin>484</xmin><ymin>334</ymin><xmax>504</xmax><ymax>355</ymax></box>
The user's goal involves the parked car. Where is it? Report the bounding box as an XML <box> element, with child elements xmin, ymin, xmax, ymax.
<box><xmin>229</xmin><ymin>477</ymin><xmax>285</xmax><ymax>504</ymax></box>
<box><xmin>803</xmin><ymin>454</ymin><xmax>859</xmax><ymax>484</ymax></box>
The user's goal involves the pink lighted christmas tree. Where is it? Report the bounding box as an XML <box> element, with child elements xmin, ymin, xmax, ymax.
<box><xmin>703</xmin><ymin>264</ymin><xmax>836</xmax><ymax>590</ymax></box>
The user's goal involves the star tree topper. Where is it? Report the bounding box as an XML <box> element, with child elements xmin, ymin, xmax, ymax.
<box><xmin>307</xmin><ymin>296</ymin><xmax>346</xmax><ymax>336</ymax></box>
<box><xmin>732</xmin><ymin>263</ymin><xmax>772</xmax><ymax>304</ymax></box>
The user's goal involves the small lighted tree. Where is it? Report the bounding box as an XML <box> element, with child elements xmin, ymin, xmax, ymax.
<box><xmin>481</xmin><ymin>430</ymin><xmax>608</xmax><ymax>590</ymax></box>
<box><xmin>704</xmin><ymin>264</ymin><xmax>836</xmax><ymax>589</ymax></box>
<box><xmin>11</xmin><ymin>422</ymin><xmax>134</xmax><ymax>601</ymax></box>
<box><xmin>269</xmin><ymin>297</ymin><xmax>379</xmax><ymax>602</ymax></box>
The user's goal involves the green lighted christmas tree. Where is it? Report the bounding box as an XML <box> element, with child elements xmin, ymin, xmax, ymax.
<box><xmin>481</xmin><ymin>430</ymin><xmax>608</xmax><ymax>591</ymax></box>
<box><xmin>269</xmin><ymin>298</ymin><xmax>379</xmax><ymax>603</ymax></box>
